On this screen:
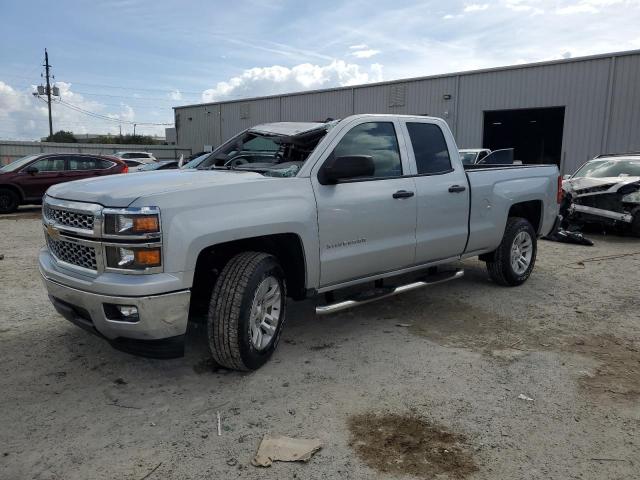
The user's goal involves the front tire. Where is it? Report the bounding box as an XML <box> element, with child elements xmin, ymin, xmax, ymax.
<box><xmin>485</xmin><ymin>217</ymin><xmax>537</xmax><ymax>286</ymax></box>
<box><xmin>207</xmin><ymin>252</ymin><xmax>286</xmax><ymax>371</ymax></box>
<box><xmin>0</xmin><ymin>188</ymin><xmax>19</xmax><ymax>214</ymax></box>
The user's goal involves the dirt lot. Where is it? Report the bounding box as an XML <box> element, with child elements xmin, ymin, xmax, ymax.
<box><xmin>1</xmin><ymin>208</ymin><xmax>639</xmax><ymax>479</ymax></box>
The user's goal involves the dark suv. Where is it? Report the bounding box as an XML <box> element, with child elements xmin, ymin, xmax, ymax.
<box><xmin>0</xmin><ymin>153</ymin><xmax>128</xmax><ymax>213</ymax></box>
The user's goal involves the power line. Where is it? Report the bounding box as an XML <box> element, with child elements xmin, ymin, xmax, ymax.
<box><xmin>56</xmin><ymin>98</ymin><xmax>174</xmax><ymax>126</ymax></box>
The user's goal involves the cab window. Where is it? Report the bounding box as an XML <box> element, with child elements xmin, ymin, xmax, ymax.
<box><xmin>406</xmin><ymin>123</ymin><xmax>452</xmax><ymax>175</ymax></box>
<box><xmin>29</xmin><ymin>157</ymin><xmax>66</xmax><ymax>172</ymax></box>
<box><xmin>332</xmin><ymin>122</ymin><xmax>402</xmax><ymax>178</ymax></box>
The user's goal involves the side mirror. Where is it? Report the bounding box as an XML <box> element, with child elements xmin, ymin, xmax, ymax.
<box><xmin>318</xmin><ymin>155</ymin><xmax>375</xmax><ymax>185</ymax></box>
<box><xmin>25</xmin><ymin>166</ymin><xmax>39</xmax><ymax>174</ymax></box>
<box><xmin>562</xmin><ymin>174</ymin><xmax>571</xmax><ymax>180</ymax></box>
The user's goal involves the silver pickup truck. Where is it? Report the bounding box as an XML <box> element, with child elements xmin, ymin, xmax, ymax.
<box><xmin>39</xmin><ymin>114</ymin><xmax>560</xmax><ymax>370</ymax></box>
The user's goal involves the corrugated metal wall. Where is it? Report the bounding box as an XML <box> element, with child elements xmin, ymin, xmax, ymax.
<box><xmin>175</xmin><ymin>51</ymin><xmax>640</xmax><ymax>174</ymax></box>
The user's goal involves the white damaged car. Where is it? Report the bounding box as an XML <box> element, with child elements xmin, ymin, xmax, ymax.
<box><xmin>563</xmin><ymin>153</ymin><xmax>640</xmax><ymax>236</ymax></box>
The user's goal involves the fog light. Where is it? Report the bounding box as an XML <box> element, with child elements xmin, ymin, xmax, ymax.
<box><xmin>104</xmin><ymin>303</ymin><xmax>139</xmax><ymax>322</ymax></box>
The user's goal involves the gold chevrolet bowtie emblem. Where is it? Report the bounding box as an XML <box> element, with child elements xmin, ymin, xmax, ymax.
<box><xmin>46</xmin><ymin>223</ymin><xmax>61</xmax><ymax>241</ymax></box>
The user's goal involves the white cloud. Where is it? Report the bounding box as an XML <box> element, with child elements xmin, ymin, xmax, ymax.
<box><xmin>349</xmin><ymin>44</ymin><xmax>368</xmax><ymax>50</ymax></box>
<box><xmin>464</xmin><ymin>3</ymin><xmax>489</xmax><ymax>12</ymax></box>
<box><xmin>556</xmin><ymin>4</ymin><xmax>599</xmax><ymax>14</ymax></box>
<box><xmin>201</xmin><ymin>60</ymin><xmax>384</xmax><ymax>102</ymax></box>
<box><xmin>351</xmin><ymin>49</ymin><xmax>381</xmax><ymax>58</ymax></box>
<box><xmin>0</xmin><ymin>80</ymin><xmax>165</xmax><ymax>140</ymax></box>
<box><xmin>168</xmin><ymin>89</ymin><xmax>182</xmax><ymax>100</ymax></box>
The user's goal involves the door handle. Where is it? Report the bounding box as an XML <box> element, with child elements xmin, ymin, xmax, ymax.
<box><xmin>448</xmin><ymin>185</ymin><xmax>466</xmax><ymax>193</ymax></box>
<box><xmin>392</xmin><ymin>190</ymin><xmax>415</xmax><ymax>199</ymax></box>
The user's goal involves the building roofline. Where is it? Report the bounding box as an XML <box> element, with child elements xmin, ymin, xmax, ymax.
<box><xmin>173</xmin><ymin>48</ymin><xmax>640</xmax><ymax>111</ymax></box>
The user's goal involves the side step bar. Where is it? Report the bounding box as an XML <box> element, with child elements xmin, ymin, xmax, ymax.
<box><xmin>315</xmin><ymin>269</ymin><xmax>464</xmax><ymax>316</ymax></box>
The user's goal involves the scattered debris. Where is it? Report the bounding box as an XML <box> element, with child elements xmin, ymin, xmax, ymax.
<box><xmin>517</xmin><ymin>394</ymin><xmax>534</xmax><ymax>401</ymax></box>
<box><xmin>396</xmin><ymin>323</ymin><xmax>412</xmax><ymax>327</ymax></box>
<box><xmin>138</xmin><ymin>462</ymin><xmax>162</xmax><ymax>480</ymax></box>
<box><xmin>564</xmin><ymin>251</ymin><xmax>640</xmax><ymax>269</ymax></box>
<box><xmin>113</xmin><ymin>378</ymin><xmax>127</xmax><ymax>385</ymax></box>
<box><xmin>226</xmin><ymin>458</ymin><xmax>238</xmax><ymax>466</ymax></box>
<box><xmin>0</xmin><ymin>254</ymin><xmax>4</xmax><ymax>260</ymax></box>
<box><xmin>252</xmin><ymin>434</ymin><xmax>322</xmax><ymax>467</ymax></box>
<box><xmin>544</xmin><ymin>228</ymin><xmax>594</xmax><ymax>246</ymax></box>
<box><xmin>347</xmin><ymin>413</ymin><xmax>477</xmax><ymax>479</ymax></box>
<box><xmin>217</xmin><ymin>412</ymin><xmax>222</xmax><ymax>436</ymax></box>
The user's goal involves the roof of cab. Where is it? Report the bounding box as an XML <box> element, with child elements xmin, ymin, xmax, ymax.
<box><xmin>248</xmin><ymin>122</ymin><xmax>331</xmax><ymax>137</ymax></box>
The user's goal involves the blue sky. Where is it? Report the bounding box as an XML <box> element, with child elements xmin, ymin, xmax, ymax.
<box><xmin>1</xmin><ymin>0</ymin><xmax>639</xmax><ymax>139</ymax></box>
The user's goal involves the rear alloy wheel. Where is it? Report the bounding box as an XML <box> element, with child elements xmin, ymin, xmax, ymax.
<box><xmin>0</xmin><ymin>189</ymin><xmax>19</xmax><ymax>214</ymax></box>
<box><xmin>207</xmin><ymin>252</ymin><xmax>287</xmax><ymax>371</ymax></box>
<box><xmin>486</xmin><ymin>217</ymin><xmax>537</xmax><ymax>286</ymax></box>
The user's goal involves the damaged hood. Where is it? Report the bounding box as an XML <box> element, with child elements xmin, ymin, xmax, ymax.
<box><xmin>563</xmin><ymin>176</ymin><xmax>640</xmax><ymax>196</ymax></box>
<box><xmin>46</xmin><ymin>169</ymin><xmax>273</xmax><ymax>207</ymax></box>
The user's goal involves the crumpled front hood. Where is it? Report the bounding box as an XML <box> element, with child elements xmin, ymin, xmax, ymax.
<box><xmin>47</xmin><ymin>169</ymin><xmax>271</xmax><ymax>207</ymax></box>
<box><xmin>563</xmin><ymin>176</ymin><xmax>640</xmax><ymax>194</ymax></box>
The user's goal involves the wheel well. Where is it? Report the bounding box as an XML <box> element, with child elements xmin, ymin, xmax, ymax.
<box><xmin>0</xmin><ymin>184</ymin><xmax>23</xmax><ymax>201</ymax></box>
<box><xmin>190</xmin><ymin>233</ymin><xmax>307</xmax><ymax>317</ymax></box>
<box><xmin>508</xmin><ymin>200</ymin><xmax>542</xmax><ymax>234</ymax></box>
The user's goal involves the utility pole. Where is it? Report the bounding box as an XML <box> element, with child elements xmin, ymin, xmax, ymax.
<box><xmin>133</xmin><ymin>123</ymin><xmax>137</xmax><ymax>136</ymax></box>
<box><xmin>44</xmin><ymin>49</ymin><xmax>53</xmax><ymax>138</ymax></box>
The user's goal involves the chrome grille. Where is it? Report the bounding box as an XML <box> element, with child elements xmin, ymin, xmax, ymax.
<box><xmin>46</xmin><ymin>236</ymin><xmax>97</xmax><ymax>271</ymax></box>
<box><xmin>44</xmin><ymin>204</ymin><xmax>95</xmax><ymax>231</ymax></box>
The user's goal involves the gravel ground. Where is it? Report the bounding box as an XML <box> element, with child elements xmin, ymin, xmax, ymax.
<box><xmin>1</xmin><ymin>208</ymin><xmax>639</xmax><ymax>480</ymax></box>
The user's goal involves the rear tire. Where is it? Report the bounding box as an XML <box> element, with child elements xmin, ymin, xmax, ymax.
<box><xmin>485</xmin><ymin>217</ymin><xmax>537</xmax><ymax>286</ymax></box>
<box><xmin>206</xmin><ymin>252</ymin><xmax>286</xmax><ymax>371</ymax></box>
<box><xmin>0</xmin><ymin>188</ymin><xmax>19</xmax><ymax>214</ymax></box>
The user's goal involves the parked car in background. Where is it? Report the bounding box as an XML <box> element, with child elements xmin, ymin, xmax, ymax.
<box><xmin>121</xmin><ymin>159</ymin><xmax>145</xmax><ymax>169</ymax></box>
<box><xmin>562</xmin><ymin>153</ymin><xmax>640</xmax><ymax>235</ymax></box>
<box><xmin>135</xmin><ymin>160</ymin><xmax>180</xmax><ymax>172</ymax></box>
<box><xmin>39</xmin><ymin>114</ymin><xmax>560</xmax><ymax>370</ymax></box>
<box><xmin>459</xmin><ymin>148</ymin><xmax>491</xmax><ymax>165</ymax></box>
<box><xmin>0</xmin><ymin>153</ymin><xmax>128</xmax><ymax>213</ymax></box>
<box><xmin>113</xmin><ymin>151</ymin><xmax>157</xmax><ymax>163</ymax></box>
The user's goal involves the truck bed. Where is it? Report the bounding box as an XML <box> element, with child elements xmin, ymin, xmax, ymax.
<box><xmin>464</xmin><ymin>164</ymin><xmax>559</xmax><ymax>254</ymax></box>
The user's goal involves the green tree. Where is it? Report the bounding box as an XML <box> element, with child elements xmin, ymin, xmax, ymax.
<box><xmin>45</xmin><ymin>130</ymin><xmax>77</xmax><ymax>143</ymax></box>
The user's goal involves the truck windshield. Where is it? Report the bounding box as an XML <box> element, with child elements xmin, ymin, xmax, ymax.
<box><xmin>573</xmin><ymin>159</ymin><xmax>640</xmax><ymax>178</ymax></box>
<box><xmin>196</xmin><ymin>128</ymin><xmax>329</xmax><ymax>176</ymax></box>
<box><xmin>0</xmin><ymin>155</ymin><xmax>40</xmax><ymax>173</ymax></box>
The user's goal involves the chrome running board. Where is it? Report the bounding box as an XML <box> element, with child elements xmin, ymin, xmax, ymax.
<box><xmin>315</xmin><ymin>269</ymin><xmax>464</xmax><ymax>315</ymax></box>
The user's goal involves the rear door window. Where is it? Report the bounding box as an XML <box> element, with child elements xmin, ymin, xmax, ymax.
<box><xmin>68</xmin><ymin>157</ymin><xmax>113</xmax><ymax>170</ymax></box>
<box><xmin>406</xmin><ymin>123</ymin><xmax>452</xmax><ymax>175</ymax></box>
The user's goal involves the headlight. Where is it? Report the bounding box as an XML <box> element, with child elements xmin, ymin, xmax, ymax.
<box><xmin>102</xmin><ymin>207</ymin><xmax>162</xmax><ymax>272</ymax></box>
<box><xmin>105</xmin><ymin>246</ymin><xmax>162</xmax><ymax>270</ymax></box>
<box><xmin>103</xmin><ymin>207</ymin><xmax>160</xmax><ymax>236</ymax></box>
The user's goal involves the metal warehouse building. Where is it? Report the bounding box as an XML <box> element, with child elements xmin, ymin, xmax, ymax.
<box><xmin>174</xmin><ymin>49</ymin><xmax>640</xmax><ymax>174</ymax></box>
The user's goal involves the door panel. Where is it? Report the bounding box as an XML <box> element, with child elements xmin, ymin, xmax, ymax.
<box><xmin>311</xmin><ymin>120</ymin><xmax>417</xmax><ymax>287</ymax></box>
<box><xmin>315</xmin><ymin>178</ymin><xmax>417</xmax><ymax>286</ymax></box>
<box><xmin>401</xmin><ymin>121</ymin><xmax>470</xmax><ymax>263</ymax></box>
<box><xmin>19</xmin><ymin>157</ymin><xmax>67</xmax><ymax>199</ymax></box>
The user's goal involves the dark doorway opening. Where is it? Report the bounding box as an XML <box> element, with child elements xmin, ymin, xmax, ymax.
<box><xmin>483</xmin><ymin>107</ymin><xmax>565</xmax><ymax>166</ymax></box>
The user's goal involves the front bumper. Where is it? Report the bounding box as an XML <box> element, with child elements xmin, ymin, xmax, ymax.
<box><xmin>40</xmin><ymin>252</ymin><xmax>191</xmax><ymax>358</ymax></box>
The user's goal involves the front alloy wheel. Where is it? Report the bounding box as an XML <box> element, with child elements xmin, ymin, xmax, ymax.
<box><xmin>207</xmin><ymin>252</ymin><xmax>287</xmax><ymax>371</ymax></box>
